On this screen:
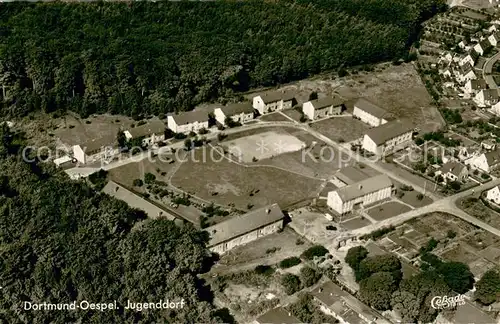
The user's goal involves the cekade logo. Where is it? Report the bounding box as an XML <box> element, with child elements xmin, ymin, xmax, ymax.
<box><xmin>431</xmin><ymin>295</ymin><xmax>466</xmax><ymax>309</ymax></box>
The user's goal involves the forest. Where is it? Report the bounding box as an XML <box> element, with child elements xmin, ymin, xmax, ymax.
<box><xmin>0</xmin><ymin>0</ymin><xmax>447</xmax><ymax>118</ymax></box>
<box><xmin>0</xmin><ymin>124</ymin><xmax>232</xmax><ymax>323</ymax></box>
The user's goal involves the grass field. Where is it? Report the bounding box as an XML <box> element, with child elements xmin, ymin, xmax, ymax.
<box><xmin>259</xmin><ymin>112</ymin><xmax>292</xmax><ymax>122</ymax></box>
<box><xmin>170</xmin><ymin>148</ymin><xmax>323</xmax><ymax>210</ymax></box>
<box><xmin>367</xmin><ymin>201</ymin><xmax>412</xmax><ymax>221</ymax></box>
<box><xmin>310</xmin><ymin>116</ymin><xmax>369</xmax><ymax>143</ymax></box>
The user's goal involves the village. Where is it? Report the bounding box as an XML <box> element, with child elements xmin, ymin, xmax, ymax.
<box><xmin>12</xmin><ymin>2</ymin><xmax>500</xmax><ymax>324</ymax></box>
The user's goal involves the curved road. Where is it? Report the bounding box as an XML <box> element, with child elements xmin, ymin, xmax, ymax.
<box><xmin>483</xmin><ymin>51</ymin><xmax>500</xmax><ymax>89</ymax></box>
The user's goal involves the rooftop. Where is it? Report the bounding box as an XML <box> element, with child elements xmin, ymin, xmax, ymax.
<box><xmin>440</xmin><ymin>161</ymin><xmax>466</xmax><ymax>177</ymax></box>
<box><xmin>334</xmin><ymin>166</ymin><xmax>369</xmax><ymax>185</ymax></box>
<box><xmin>453</xmin><ymin>302</ymin><xmax>496</xmax><ymax>324</ymax></box>
<box><xmin>205</xmin><ymin>203</ymin><xmax>284</xmax><ymax>247</ymax></box>
<box><xmin>102</xmin><ymin>181</ymin><xmax>175</xmax><ymax>220</ymax></box>
<box><xmin>308</xmin><ymin>96</ymin><xmax>345</xmax><ymax>109</ymax></box>
<box><xmin>255</xmin><ymin>307</ymin><xmax>301</xmax><ymax>324</ymax></box>
<box><xmin>258</xmin><ymin>90</ymin><xmax>295</xmax><ymax>104</ymax></box>
<box><xmin>469</xmin><ymin>79</ymin><xmax>488</xmax><ymax>90</ymax></box>
<box><xmin>353</xmin><ymin>98</ymin><xmax>388</xmax><ymax>119</ymax></box>
<box><xmin>332</xmin><ymin>174</ymin><xmax>393</xmax><ymax>202</ymax></box>
<box><xmin>485</xmin><ymin>149</ymin><xmax>500</xmax><ymax>166</ymax></box>
<box><xmin>79</xmin><ymin>136</ymin><xmax>116</xmax><ymax>154</ymax></box>
<box><xmin>479</xmin><ymin>89</ymin><xmax>499</xmax><ymax>100</ymax></box>
<box><xmin>364</xmin><ymin>120</ymin><xmax>414</xmax><ymax>145</ymax></box>
<box><xmin>127</xmin><ymin>119</ymin><xmax>166</xmax><ymax>138</ymax></box>
<box><xmin>169</xmin><ymin>110</ymin><xmax>209</xmax><ymax>126</ymax></box>
<box><xmin>218</xmin><ymin>102</ymin><xmax>254</xmax><ymax>116</ymax></box>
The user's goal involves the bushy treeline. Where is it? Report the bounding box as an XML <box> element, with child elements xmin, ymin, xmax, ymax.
<box><xmin>0</xmin><ymin>0</ymin><xmax>446</xmax><ymax>118</ymax></box>
<box><xmin>0</xmin><ymin>124</ymin><xmax>232</xmax><ymax>323</ymax></box>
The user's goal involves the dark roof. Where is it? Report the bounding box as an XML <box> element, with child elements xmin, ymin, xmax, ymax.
<box><xmin>480</xmin><ymin>89</ymin><xmax>499</xmax><ymax>100</ymax></box>
<box><xmin>308</xmin><ymin>96</ymin><xmax>345</xmax><ymax>109</ymax></box>
<box><xmin>80</xmin><ymin>136</ymin><xmax>116</xmax><ymax>153</ymax></box>
<box><xmin>169</xmin><ymin>110</ymin><xmax>209</xmax><ymax>125</ymax></box>
<box><xmin>219</xmin><ymin>102</ymin><xmax>254</xmax><ymax>116</ymax></box>
<box><xmin>453</xmin><ymin>302</ymin><xmax>496</xmax><ymax>324</ymax></box>
<box><xmin>256</xmin><ymin>307</ymin><xmax>301</xmax><ymax>324</ymax></box>
<box><xmin>469</xmin><ymin>79</ymin><xmax>487</xmax><ymax>90</ymax></box>
<box><xmin>258</xmin><ymin>90</ymin><xmax>295</xmax><ymax>104</ymax></box>
<box><xmin>333</xmin><ymin>174</ymin><xmax>392</xmax><ymax>202</ymax></box>
<box><xmin>492</xmin><ymin>32</ymin><xmax>500</xmax><ymax>41</ymax></box>
<box><xmin>353</xmin><ymin>98</ymin><xmax>388</xmax><ymax>119</ymax></box>
<box><xmin>127</xmin><ymin>119</ymin><xmax>165</xmax><ymax>138</ymax></box>
<box><xmin>460</xmin><ymin>62</ymin><xmax>474</xmax><ymax>75</ymax></box>
<box><xmin>364</xmin><ymin>120</ymin><xmax>414</xmax><ymax>146</ymax></box>
<box><xmin>441</xmin><ymin>161</ymin><xmax>466</xmax><ymax>177</ymax></box>
<box><xmin>205</xmin><ymin>203</ymin><xmax>284</xmax><ymax>247</ymax></box>
<box><xmin>479</xmin><ymin>39</ymin><xmax>492</xmax><ymax>50</ymax></box>
<box><xmin>485</xmin><ymin>150</ymin><xmax>500</xmax><ymax>166</ymax></box>
<box><xmin>334</xmin><ymin>166</ymin><xmax>369</xmax><ymax>185</ymax></box>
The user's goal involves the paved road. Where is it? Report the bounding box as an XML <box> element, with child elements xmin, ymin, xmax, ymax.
<box><xmin>483</xmin><ymin>51</ymin><xmax>500</xmax><ymax>89</ymax></box>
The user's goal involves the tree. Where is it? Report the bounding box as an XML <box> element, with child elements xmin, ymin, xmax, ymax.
<box><xmin>184</xmin><ymin>138</ymin><xmax>192</xmax><ymax>150</ymax></box>
<box><xmin>391</xmin><ymin>290</ymin><xmax>420</xmax><ymax>323</ymax></box>
<box><xmin>345</xmin><ymin>246</ymin><xmax>368</xmax><ymax>271</ymax></box>
<box><xmin>117</xmin><ymin>130</ymin><xmax>127</xmax><ymax>148</ymax></box>
<box><xmin>300</xmin><ymin>266</ymin><xmax>321</xmax><ymax>287</ymax></box>
<box><xmin>144</xmin><ymin>172</ymin><xmax>156</xmax><ymax>184</ymax></box>
<box><xmin>281</xmin><ymin>273</ymin><xmax>301</xmax><ymax>295</ymax></box>
<box><xmin>359</xmin><ymin>272</ymin><xmax>397</xmax><ymax>310</ymax></box>
<box><xmin>475</xmin><ymin>269</ymin><xmax>500</xmax><ymax>305</ymax></box>
<box><xmin>438</xmin><ymin>261</ymin><xmax>474</xmax><ymax>294</ymax></box>
<box><xmin>300</xmin><ymin>245</ymin><xmax>329</xmax><ymax>260</ymax></box>
<box><xmin>279</xmin><ymin>257</ymin><xmax>301</xmax><ymax>269</ymax></box>
<box><xmin>356</xmin><ymin>254</ymin><xmax>402</xmax><ymax>283</ymax></box>
<box><xmin>133</xmin><ymin>179</ymin><xmax>143</xmax><ymax>187</ymax></box>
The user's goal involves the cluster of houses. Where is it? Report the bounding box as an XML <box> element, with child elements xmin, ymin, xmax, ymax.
<box><xmin>438</xmin><ymin>25</ymin><xmax>500</xmax><ymax>110</ymax></box>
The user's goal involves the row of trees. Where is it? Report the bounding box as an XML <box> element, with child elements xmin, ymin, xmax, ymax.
<box><xmin>345</xmin><ymin>245</ymin><xmax>474</xmax><ymax>322</ymax></box>
<box><xmin>0</xmin><ymin>0</ymin><xmax>446</xmax><ymax>118</ymax></box>
<box><xmin>0</xmin><ymin>125</ymin><xmax>232</xmax><ymax>323</ymax></box>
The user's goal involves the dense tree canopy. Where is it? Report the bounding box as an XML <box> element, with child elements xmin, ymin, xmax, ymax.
<box><xmin>475</xmin><ymin>269</ymin><xmax>500</xmax><ymax>305</ymax></box>
<box><xmin>0</xmin><ymin>0</ymin><xmax>446</xmax><ymax>118</ymax></box>
<box><xmin>359</xmin><ymin>272</ymin><xmax>397</xmax><ymax>310</ymax></box>
<box><xmin>0</xmin><ymin>127</ymin><xmax>230</xmax><ymax>323</ymax></box>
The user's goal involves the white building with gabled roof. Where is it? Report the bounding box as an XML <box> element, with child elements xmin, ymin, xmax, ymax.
<box><xmin>302</xmin><ymin>96</ymin><xmax>345</xmax><ymax>120</ymax></box>
<box><xmin>252</xmin><ymin>91</ymin><xmax>295</xmax><ymax>115</ymax></box>
<box><xmin>167</xmin><ymin>110</ymin><xmax>209</xmax><ymax>134</ymax></box>
<box><xmin>352</xmin><ymin>98</ymin><xmax>391</xmax><ymax>127</ymax></box>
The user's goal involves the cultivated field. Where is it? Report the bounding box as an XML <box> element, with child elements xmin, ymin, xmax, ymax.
<box><xmin>170</xmin><ymin>148</ymin><xmax>323</xmax><ymax>210</ymax></box>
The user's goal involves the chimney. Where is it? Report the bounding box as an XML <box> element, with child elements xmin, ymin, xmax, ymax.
<box><xmin>358</xmin><ymin>184</ymin><xmax>363</xmax><ymax>190</ymax></box>
<box><xmin>266</xmin><ymin>208</ymin><xmax>271</xmax><ymax>214</ymax></box>
<box><xmin>319</xmin><ymin>288</ymin><xmax>323</xmax><ymax>293</ymax></box>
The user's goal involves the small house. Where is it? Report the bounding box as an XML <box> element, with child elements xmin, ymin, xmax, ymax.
<box><xmin>302</xmin><ymin>96</ymin><xmax>345</xmax><ymax>120</ymax></box>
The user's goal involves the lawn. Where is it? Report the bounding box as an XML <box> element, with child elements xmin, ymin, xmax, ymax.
<box><xmin>366</xmin><ymin>201</ymin><xmax>412</xmax><ymax>221</ymax></box>
<box><xmin>259</xmin><ymin>112</ymin><xmax>292</xmax><ymax>122</ymax></box>
<box><xmin>170</xmin><ymin>147</ymin><xmax>323</xmax><ymax>210</ymax></box>
<box><xmin>310</xmin><ymin>116</ymin><xmax>369</xmax><ymax>143</ymax></box>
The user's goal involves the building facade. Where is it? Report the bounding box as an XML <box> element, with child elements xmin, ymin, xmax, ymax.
<box><xmin>362</xmin><ymin>121</ymin><xmax>413</xmax><ymax>156</ymax></box>
<box><xmin>352</xmin><ymin>99</ymin><xmax>389</xmax><ymax>127</ymax></box>
<box><xmin>213</xmin><ymin>102</ymin><xmax>254</xmax><ymax>126</ymax></box>
<box><xmin>167</xmin><ymin>111</ymin><xmax>209</xmax><ymax>134</ymax></box>
<box><xmin>302</xmin><ymin>96</ymin><xmax>344</xmax><ymax>120</ymax></box>
<box><xmin>124</xmin><ymin>119</ymin><xmax>166</xmax><ymax>146</ymax></box>
<box><xmin>252</xmin><ymin>91</ymin><xmax>295</xmax><ymax>115</ymax></box>
<box><xmin>474</xmin><ymin>89</ymin><xmax>499</xmax><ymax>107</ymax></box>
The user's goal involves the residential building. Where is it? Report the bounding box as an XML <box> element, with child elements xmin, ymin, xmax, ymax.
<box><xmin>252</xmin><ymin>91</ymin><xmax>295</xmax><ymax>115</ymax></box>
<box><xmin>53</xmin><ymin>155</ymin><xmax>74</xmax><ymax>168</ymax></box>
<box><xmin>352</xmin><ymin>98</ymin><xmax>390</xmax><ymax>127</ymax></box>
<box><xmin>439</xmin><ymin>161</ymin><xmax>468</xmax><ymax>183</ymax></box>
<box><xmin>332</xmin><ymin>166</ymin><xmax>369</xmax><ymax>188</ymax></box>
<box><xmin>205</xmin><ymin>203</ymin><xmax>285</xmax><ymax>254</ymax></box>
<box><xmin>72</xmin><ymin>136</ymin><xmax>118</xmax><ymax>164</ymax></box>
<box><xmin>167</xmin><ymin>110</ymin><xmax>209</xmax><ymax>134</ymax></box>
<box><xmin>474</xmin><ymin>89</ymin><xmax>499</xmax><ymax>107</ymax></box>
<box><xmin>464</xmin><ymin>79</ymin><xmax>487</xmax><ymax>95</ymax></box>
<box><xmin>459</xmin><ymin>52</ymin><xmax>478</xmax><ymax>66</ymax></box>
<box><xmin>467</xmin><ymin>150</ymin><xmax>500</xmax><ymax>173</ymax></box>
<box><xmin>481</xmin><ymin>139</ymin><xmax>496</xmax><ymax>151</ymax></box>
<box><xmin>302</xmin><ymin>96</ymin><xmax>345</xmax><ymax>120</ymax></box>
<box><xmin>489</xmin><ymin>100</ymin><xmax>500</xmax><ymax>116</ymax></box>
<box><xmin>103</xmin><ymin>181</ymin><xmax>175</xmax><ymax>220</ymax></box>
<box><xmin>253</xmin><ymin>307</ymin><xmax>300</xmax><ymax>324</ymax></box>
<box><xmin>456</xmin><ymin>63</ymin><xmax>477</xmax><ymax>83</ymax></box>
<box><xmin>312</xmin><ymin>280</ymin><xmax>390</xmax><ymax>324</ymax></box>
<box><xmin>487</xmin><ymin>186</ymin><xmax>500</xmax><ymax>204</ymax></box>
<box><xmin>441</xmin><ymin>68</ymin><xmax>452</xmax><ymax>78</ymax></box>
<box><xmin>489</xmin><ymin>24</ymin><xmax>499</xmax><ymax>33</ymax></box>
<box><xmin>327</xmin><ymin>174</ymin><xmax>393</xmax><ymax>215</ymax></box>
<box><xmin>362</xmin><ymin>121</ymin><xmax>414</xmax><ymax>156</ymax></box>
<box><xmin>474</xmin><ymin>40</ymin><xmax>492</xmax><ymax>56</ymax></box>
<box><xmin>489</xmin><ymin>32</ymin><xmax>500</xmax><ymax>46</ymax></box>
<box><xmin>458</xmin><ymin>40</ymin><xmax>470</xmax><ymax>50</ymax></box>
<box><xmin>124</xmin><ymin>119</ymin><xmax>166</xmax><ymax>146</ymax></box>
<box><xmin>214</xmin><ymin>102</ymin><xmax>254</xmax><ymax>126</ymax></box>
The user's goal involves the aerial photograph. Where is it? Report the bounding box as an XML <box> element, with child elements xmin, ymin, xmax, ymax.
<box><xmin>6</xmin><ymin>0</ymin><xmax>500</xmax><ymax>323</ymax></box>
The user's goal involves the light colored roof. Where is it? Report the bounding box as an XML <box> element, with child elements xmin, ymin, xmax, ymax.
<box><xmin>102</xmin><ymin>181</ymin><xmax>175</xmax><ymax>220</ymax></box>
<box><xmin>334</xmin><ymin>166</ymin><xmax>369</xmax><ymax>185</ymax></box>
<box><xmin>169</xmin><ymin>110</ymin><xmax>209</xmax><ymax>126</ymax></box>
<box><xmin>127</xmin><ymin>119</ymin><xmax>165</xmax><ymax>138</ymax></box>
<box><xmin>258</xmin><ymin>90</ymin><xmax>295</xmax><ymax>104</ymax></box>
<box><xmin>79</xmin><ymin>136</ymin><xmax>116</xmax><ymax>154</ymax></box>
<box><xmin>334</xmin><ymin>174</ymin><xmax>392</xmax><ymax>202</ymax></box>
<box><xmin>354</xmin><ymin>98</ymin><xmax>388</xmax><ymax>119</ymax></box>
<box><xmin>364</xmin><ymin>120</ymin><xmax>414</xmax><ymax>146</ymax></box>
<box><xmin>440</xmin><ymin>161</ymin><xmax>466</xmax><ymax>177</ymax></box>
<box><xmin>308</xmin><ymin>96</ymin><xmax>345</xmax><ymax>110</ymax></box>
<box><xmin>256</xmin><ymin>307</ymin><xmax>301</xmax><ymax>324</ymax></box>
<box><xmin>205</xmin><ymin>203</ymin><xmax>284</xmax><ymax>247</ymax></box>
<box><xmin>53</xmin><ymin>155</ymin><xmax>73</xmax><ymax>166</ymax></box>
<box><xmin>218</xmin><ymin>102</ymin><xmax>254</xmax><ymax>116</ymax></box>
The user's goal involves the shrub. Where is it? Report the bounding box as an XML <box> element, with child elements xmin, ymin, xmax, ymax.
<box><xmin>417</xmin><ymin>193</ymin><xmax>424</xmax><ymax>200</ymax></box>
<box><xmin>300</xmin><ymin>267</ymin><xmax>321</xmax><ymax>287</ymax></box>
<box><xmin>301</xmin><ymin>245</ymin><xmax>328</xmax><ymax>260</ymax></box>
<box><xmin>133</xmin><ymin>179</ymin><xmax>143</xmax><ymax>187</ymax></box>
<box><xmin>254</xmin><ymin>265</ymin><xmax>274</xmax><ymax>276</ymax></box>
<box><xmin>144</xmin><ymin>172</ymin><xmax>156</xmax><ymax>184</ymax></box>
<box><xmin>279</xmin><ymin>257</ymin><xmax>301</xmax><ymax>269</ymax></box>
<box><xmin>281</xmin><ymin>273</ymin><xmax>301</xmax><ymax>295</ymax></box>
